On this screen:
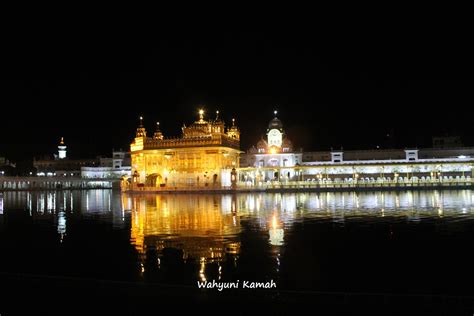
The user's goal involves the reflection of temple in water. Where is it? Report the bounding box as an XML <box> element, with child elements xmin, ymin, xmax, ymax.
<box><xmin>128</xmin><ymin>194</ymin><xmax>242</xmax><ymax>274</ymax></box>
<box><xmin>128</xmin><ymin>190</ymin><xmax>474</xmax><ymax>270</ymax></box>
<box><xmin>0</xmin><ymin>190</ymin><xmax>119</xmax><ymax>242</ymax></box>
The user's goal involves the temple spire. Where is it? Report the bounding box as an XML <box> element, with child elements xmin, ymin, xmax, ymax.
<box><xmin>154</xmin><ymin>122</ymin><xmax>164</xmax><ymax>140</ymax></box>
<box><xmin>58</xmin><ymin>137</ymin><xmax>67</xmax><ymax>159</ymax></box>
<box><xmin>136</xmin><ymin>116</ymin><xmax>147</xmax><ymax>138</ymax></box>
<box><xmin>227</xmin><ymin>117</ymin><xmax>240</xmax><ymax>140</ymax></box>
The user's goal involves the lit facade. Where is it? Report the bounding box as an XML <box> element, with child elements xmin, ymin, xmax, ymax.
<box><xmin>81</xmin><ymin>150</ymin><xmax>131</xmax><ymax>179</ymax></box>
<box><xmin>239</xmin><ymin>113</ymin><xmax>474</xmax><ymax>189</ymax></box>
<box><xmin>239</xmin><ymin>112</ymin><xmax>302</xmax><ymax>182</ymax></box>
<box><xmin>33</xmin><ymin>138</ymin><xmax>99</xmax><ymax>177</ymax></box>
<box><xmin>129</xmin><ymin>110</ymin><xmax>241</xmax><ymax>190</ymax></box>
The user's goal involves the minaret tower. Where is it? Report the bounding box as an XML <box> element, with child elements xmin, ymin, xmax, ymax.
<box><xmin>212</xmin><ymin>110</ymin><xmax>225</xmax><ymax>134</ymax></box>
<box><xmin>227</xmin><ymin>118</ymin><xmax>240</xmax><ymax>140</ymax></box>
<box><xmin>267</xmin><ymin>110</ymin><xmax>284</xmax><ymax>151</ymax></box>
<box><xmin>153</xmin><ymin>122</ymin><xmax>164</xmax><ymax>140</ymax></box>
<box><xmin>136</xmin><ymin>116</ymin><xmax>147</xmax><ymax>138</ymax></box>
<box><xmin>131</xmin><ymin>116</ymin><xmax>148</xmax><ymax>152</ymax></box>
<box><xmin>58</xmin><ymin>137</ymin><xmax>67</xmax><ymax>159</ymax></box>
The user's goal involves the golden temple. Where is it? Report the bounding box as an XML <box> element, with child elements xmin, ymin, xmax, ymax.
<box><xmin>129</xmin><ymin>110</ymin><xmax>241</xmax><ymax>190</ymax></box>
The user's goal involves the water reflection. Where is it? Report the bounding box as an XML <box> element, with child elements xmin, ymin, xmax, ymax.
<box><xmin>58</xmin><ymin>210</ymin><xmax>66</xmax><ymax>242</ymax></box>
<box><xmin>239</xmin><ymin>190</ymin><xmax>474</xmax><ymax>221</ymax></box>
<box><xmin>0</xmin><ymin>190</ymin><xmax>119</xmax><ymax>241</ymax></box>
<box><xmin>128</xmin><ymin>194</ymin><xmax>242</xmax><ymax>281</ymax></box>
<box><xmin>269</xmin><ymin>213</ymin><xmax>284</xmax><ymax>246</ymax></box>
<box><xmin>124</xmin><ymin>190</ymin><xmax>474</xmax><ymax>282</ymax></box>
<box><xmin>1</xmin><ymin>189</ymin><xmax>474</xmax><ymax>289</ymax></box>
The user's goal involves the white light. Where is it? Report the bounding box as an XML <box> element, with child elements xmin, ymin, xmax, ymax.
<box><xmin>458</xmin><ymin>155</ymin><xmax>467</xmax><ymax>159</ymax></box>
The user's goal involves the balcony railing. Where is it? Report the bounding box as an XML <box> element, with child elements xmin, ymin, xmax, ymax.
<box><xmin>237</xmin><ymin>176</ymin><xmax>473</xmax><ymax>190</ymax></box>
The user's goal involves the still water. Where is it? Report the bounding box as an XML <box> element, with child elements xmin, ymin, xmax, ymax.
<box><xmin>1</xmin><ymin>190</ymin><xmax>474</xmax><ymax>295</ymax></box>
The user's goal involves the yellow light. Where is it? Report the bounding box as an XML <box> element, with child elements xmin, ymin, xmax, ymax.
<box><xmin>199</xmin><ymin>109</ymin><xmax>204</xmax><ymax>115</ymax></box>
<box><xmin>272</xmin><ymin>214</ymin><xmax>278</xmax><ymax>229</ymax></box>
<box><xmin>270</xmin><ymin>148</ymin><xmax>276</xmax><ymax>154</ymax></box>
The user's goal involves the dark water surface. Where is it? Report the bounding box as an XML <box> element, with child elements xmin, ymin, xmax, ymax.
<box><xmin>1</xmin><ymin>189</ymin><xmax>474</xmax><ymax>296</ymax></box>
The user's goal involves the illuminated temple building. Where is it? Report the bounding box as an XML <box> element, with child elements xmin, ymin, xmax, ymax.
<box><xmin>239</xmin><ymin>112</ymin><xmax>474</xmax><ymax>189</ymax></box>
<box><xmin>128</xmin><ymin>110</ymin><xmax>240</xmax><ymax>190</ymax></box>
<box><xmin>126</xmin><ymin>109</ymin><xmax>473</xmax><ymax>191</ymax></box>
<box><xmin>239</xmin><ymin>111</ymin><xmax>302</xmax><ymax>182</ymax></box>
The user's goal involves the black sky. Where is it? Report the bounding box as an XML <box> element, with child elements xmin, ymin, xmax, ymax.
<box><xmin>1</xmin><ymin>28</ymin><xmax>473</xmax><ymax>161</ymax></box>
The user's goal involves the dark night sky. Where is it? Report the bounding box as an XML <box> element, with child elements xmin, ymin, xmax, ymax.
<box><xmin>1</xmin><ymin>27</ymin><xmax>474</xmax><ymax>162</ymax></box>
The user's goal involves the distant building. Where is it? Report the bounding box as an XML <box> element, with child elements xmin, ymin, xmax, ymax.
<box><xmin>33</xmin><ymin>138</ymin><xmax>99</xmax><ymax>177</ymax></box>
<box><xmin>238</xmin><ymin>112</ymin><xmax>474</xmax><ymax>187</ymax></box>
<box><xmin>81</xmin><ymin>150</ymin><xmax>131</xmax><ymax>179</ymax></box>
<box><xmin>0</xmin><ymin>156</ymin><xmax>15</xmax><ymax>175</ymax></box>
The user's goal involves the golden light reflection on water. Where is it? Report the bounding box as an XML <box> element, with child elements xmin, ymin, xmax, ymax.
<box><xmin>123</xmin><ymin>190</ymin><xmax>474</xmax><ymax>279</ymax></box>
<box><xmin>3</xmin><ymin>190</ymin><xmax>474</xmax><ymax>281</ymax></box>
<box><xmin>128</xmin><ymin>194</ymin><xmax>242</xmax><ymax>268</ymax></box>
<box><xmin>269</xmin><ymin>213</ymin><xmax>284</xmax><ymax>246</ymax></box>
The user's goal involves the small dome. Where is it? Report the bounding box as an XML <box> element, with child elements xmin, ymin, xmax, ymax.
<box><xmin>268</xmin><ymin>117</ymin><xmax>283</xmax><ymax>129</ymax></box>
<box><xmin>282</xmin><ymin>137</ymin><xmax>292</xmax><ymax>147</ymax></box>
<box><xmin>257</xmin><ymin>138</ymin><xmax>267</xmax><ymax>148</ymax></box>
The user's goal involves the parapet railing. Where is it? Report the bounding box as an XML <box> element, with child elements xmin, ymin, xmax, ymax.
<box><xmin>238</xmin><ymin>177</ymin><xmax>473</xmax><ymax>190</ymax></box>
<box><xmin>144</xmin><ymin>135</ymin><xmax>239</xmax><ymax>150</ymax></box>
